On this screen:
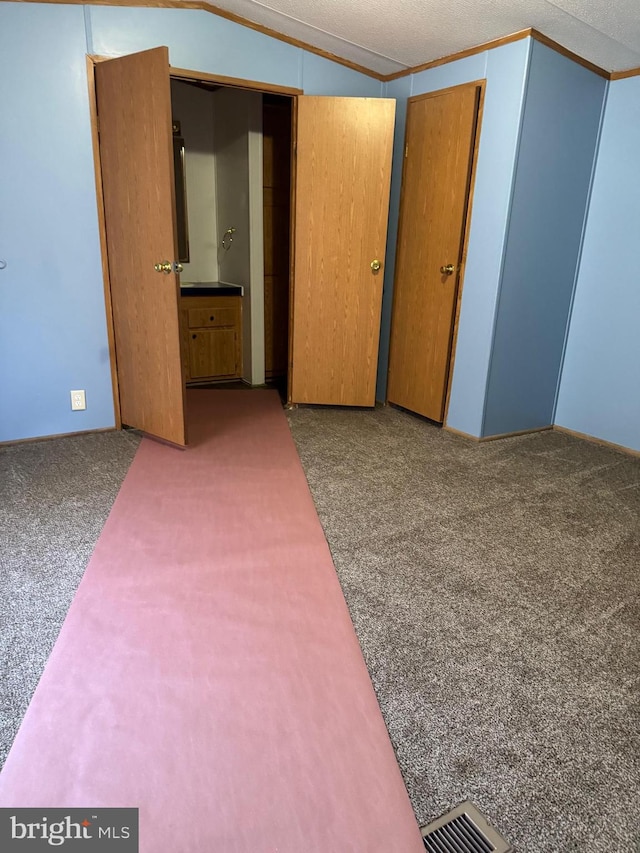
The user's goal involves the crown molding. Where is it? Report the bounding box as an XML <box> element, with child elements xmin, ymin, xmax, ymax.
<box><xmin>382</xmin><ymin>28</ymin><xmax>611</xmax><ymax>82</ymax></box>
<box><xmin>8</xmin><ymin>0</ymin><xmax>640</xmax><ymax>82</ymax></box>
<box><xmin>529</xmin><ymin>28</ymin><xmax>609</xmax><ymax>79</ymax></box>
<box><xmin>382</xmin><ymin>29</ymin><xmax>533</xmax><ymax>81</ymax></box>
<box><xmin>8</xmin><ymin>0</ymin><xmax>386</xmax><ymax>80</ymax></box>
<box><xmin>610</xmin><ymin>66</ymin><xmax>640</xmax><ymax>80</ymax></box>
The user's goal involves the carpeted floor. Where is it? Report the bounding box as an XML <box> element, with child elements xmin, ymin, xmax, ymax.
<box><xmin>0</xmin><ymin>391</ymin><xmax>422</xmax><ymax>853</ymax></box>
<box><xmin>286</xmin><ymin>404</ymin><xmax>640</xmax><ymax>853</ymax></box>
<box><xmin>2</xmin><ymin>398</ymin><xmax>639</xmax><ymax>851</ymax></box>
<box><xmin>0</xmin><ymin>429</ymin><xmax>141</xmax><ymax>767</ymax></box>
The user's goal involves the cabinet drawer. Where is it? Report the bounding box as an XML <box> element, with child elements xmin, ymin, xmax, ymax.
<box><xmin>187</xmin><ymin>306</ymin><xmax>237</xmax><ymax>329</ymax></box>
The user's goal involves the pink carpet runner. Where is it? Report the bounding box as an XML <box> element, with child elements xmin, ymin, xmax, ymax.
<box><xmin>0</xmin><ymin>390</ymin><xmax>423</xmax><ymax>852</ymax></box>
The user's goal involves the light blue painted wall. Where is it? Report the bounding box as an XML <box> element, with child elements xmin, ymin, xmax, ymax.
<box><xmin>409</xmin><ymin>53</ymin><xmax>487</xmax><ymax>95</ymax></box>
<box><xmin>301</xmin><ymin>52</ymin><xmax>382</xmax><ymax>97</ymax></box>
<box><xmin>3</xmin><ymin>3</ymin><xmax>635</xmax><ymax>450</ymax></box>
<box><xmin>89</xmin><ymin>6</ymin><xmax>381</xmax><ymax>97</ymax></box>
<box><xmin>0</xmin><ymin>3</ymin><xmax>114</xmax><ymax>441</ymax></box>
<box><xmin>483</xmin><ymin>41</ymin><xmax>606</xmax><ymax>436</ymax></box>
<box><xmin>376</xmin><ymin>40</ymin><xmax>531</xmax><ymax>440</ymax></box>
<box><xmin>437</xmin><ymin>41</ymin><xmax>531</xmax><ymax>437</ymax></box>
<box><xmin>89</xmin><ymin>6</ymin><xmax>302</xmax><ymax>88</ymax></box>
<box><xmin>555</xmin><ymin>76</ymin><xmax>640</xmax><ymax>452</ymax></box>
<box><xmin>0</xmin><ymin>2</ymin><xmax>381</xmax><ymax>442</ymax></box>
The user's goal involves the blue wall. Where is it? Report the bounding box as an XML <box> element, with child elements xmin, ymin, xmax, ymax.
<box><xmin>378</xmin><ymin>40</ymin><xmax>532</xmax><ymax>440</ymax></box>
<box><xmin>555</xmin><ymin>76</ymin><xmax>640</xmax><ymax>453</ymax></box>
<box><xmin>0</xmin><ymin>3</ymin><xmax>113</xmax><ymax>441</ymax></box>
<box><xmin>1</xmin><ymin>3</ymin><xmax>637</xmax><ymax>452</ymax></box>
<box><xmin>483</xmin><ymin>41</ymin><xmax>606</xmax><ymax>436</ymax></box>
<box><xmin>89</xmin><ymin>5</ymin><xmax>383</xmax><ymax>96</ymax></box>
<box><xmin>0</xmin><ymin>2</ymin><xmax>380</xmax><ymax>443</ymax></box>
<box><xmin>300</xmin><ymin>52</ymin><xmax>384</xmax><ymax>97</ymax></box>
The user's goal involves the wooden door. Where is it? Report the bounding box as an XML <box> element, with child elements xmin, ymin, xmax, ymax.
<box><xmin>96</xmin><ymin>47</ymin><xmax>187</xmax><ymax>446</ymax></box>
<box><xmin>291</xmin><ymin>97</ymin><xmax>395</xmax><ymax>406</ymax></box>
<box><xmin>387</xmin><ymin>83</ymin><xmax>482</xmax><ymax>422</ymax></box>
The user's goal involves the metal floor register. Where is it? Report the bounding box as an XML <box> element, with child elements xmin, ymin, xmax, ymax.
<box><xmin>421</xmin><ymin>801</ymin><xmax>514</xmax><ymax>853</ymax></box>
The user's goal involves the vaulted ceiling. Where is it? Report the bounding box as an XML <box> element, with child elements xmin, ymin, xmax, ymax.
<box><xmin>197</xmin><ymin>0</ymin><xmax>640</xmax><ymax>76</ymax></box>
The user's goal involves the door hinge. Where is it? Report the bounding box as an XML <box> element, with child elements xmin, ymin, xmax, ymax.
<box><xmin>405</xmin><ymin>143</ymin><xmax>408</xmax><ymax>158</ymax></box>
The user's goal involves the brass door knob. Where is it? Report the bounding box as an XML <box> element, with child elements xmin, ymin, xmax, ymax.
<box><xmin>174</xmin><ymin>262</ymin><xmax>184</xmax><ymax>273</ymax></box>
<box><xmin>371</xmin><ymin>259</ymin><xmax>381</xmax><ymax>272</ymax></box>
<box><xmin>440</xmin><ymin>263</ymin><xmax>455</xmax><ymax>276</ymax></box>
<box><xmin>154</xmin><ymin>261</ymin><xmax>172</xmax><ymax>274</ymax></box>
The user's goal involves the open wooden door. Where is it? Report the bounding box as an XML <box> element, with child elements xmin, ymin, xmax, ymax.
<box><xmin>387</xmin><ymin>83</ymin><xmax>482</xmax><ymax>423</ymax></box>
<box><xmin>96</xmin><ymin>47</ymin><xmax>187</xmax><ymax>446</ymax></box>
<box><xmin>290</xmin><ymin>97</ymin><xmax>395</xmax><ymax>406</ymax></box>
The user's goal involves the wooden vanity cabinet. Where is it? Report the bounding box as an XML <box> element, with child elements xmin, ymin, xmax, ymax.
<box><xmin>180</xmin><ymin>295</ymin><xmax>242</xmax><ymax>383</ymax></box>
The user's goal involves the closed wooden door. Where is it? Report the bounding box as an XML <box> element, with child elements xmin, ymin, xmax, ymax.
<box><xmin>291</xmin><ymin>97</ymin><xmax>395</xmax><ymax>406</ymax></box>
<box><xmin>96</xmin><ymin>47</ymin><xmax>186</xmax><ymax>446</ymax></box>
<box><xmin>387</xmin><ymin>83</ymin><xmax>482</xmax><ymax>422</ymax></box>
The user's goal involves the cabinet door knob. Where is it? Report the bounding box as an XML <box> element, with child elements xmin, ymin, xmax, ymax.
<box><xmin>192</xmin><ymin>334</ymin><xmax>197</xmax><ymax>339</ymax></box>
<box><xmin>210</xmin><ymin>316</ymin><xmax>215</xmax><ymax>321</ymax></box>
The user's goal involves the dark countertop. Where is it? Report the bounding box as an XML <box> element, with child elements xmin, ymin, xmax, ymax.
<box><xmin>180</xmin><ymin>281</ymin><xmax>243</xmax><ymax>296</ymax></box>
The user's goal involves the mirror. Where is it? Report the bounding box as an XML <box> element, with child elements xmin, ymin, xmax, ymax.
<box><xmin>172</xmin><ymin>120</ymin><xmax>190</xmax><ymax>263</ymax></box>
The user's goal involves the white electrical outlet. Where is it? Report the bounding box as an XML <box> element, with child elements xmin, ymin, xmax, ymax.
<box><xmin>70</xmin><ymin>389</ymin><xmax>86</xmax><ymax>411</ymax></box>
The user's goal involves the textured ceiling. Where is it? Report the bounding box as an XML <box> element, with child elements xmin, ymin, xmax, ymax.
<box><xmin>198</xmin><ymin>0</ymin><xmax>640</xmax><ymax>75</ymax></box>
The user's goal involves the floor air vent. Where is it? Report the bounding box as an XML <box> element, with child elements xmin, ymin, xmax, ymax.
<box><xmin>420</xmin><ymin>800</ymin><xmax>513</xmax><ymax>853</ymax></box>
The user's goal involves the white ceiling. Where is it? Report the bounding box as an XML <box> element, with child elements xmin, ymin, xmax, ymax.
<box><xmin>199</xmin><ymin>0</ymin><xmax>640</xmax><ymax>76</ymax></box>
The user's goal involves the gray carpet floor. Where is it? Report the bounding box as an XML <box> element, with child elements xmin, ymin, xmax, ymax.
<box><xmin>0</xmin><ymin>429</ymin><xmax>141</xmax><ymax>767</ymax></box>
<box><xmin>286</xmin><ymin>404</ymin><xmax>640</xmax><ymax>853</ymax></box>
<box><xmin>1</xmin><ymin>403</ymin><xmax>639</xmax><ymax>852</ymax></box>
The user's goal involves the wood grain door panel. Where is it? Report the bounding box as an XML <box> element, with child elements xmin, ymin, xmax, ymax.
<box><xmin>387</xmin><ymin>83</ymin><xmax>481</xmax><ymax>422</ymax></box>
<box><xmin>96</xmin><ymin>47</ymin><xmax>186</xmax><ymax>446</ymax></box>
<box><xmin>291</xmin><ymin>96</ymin><xmax>395</xmax><ymax>406</ymax></box>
